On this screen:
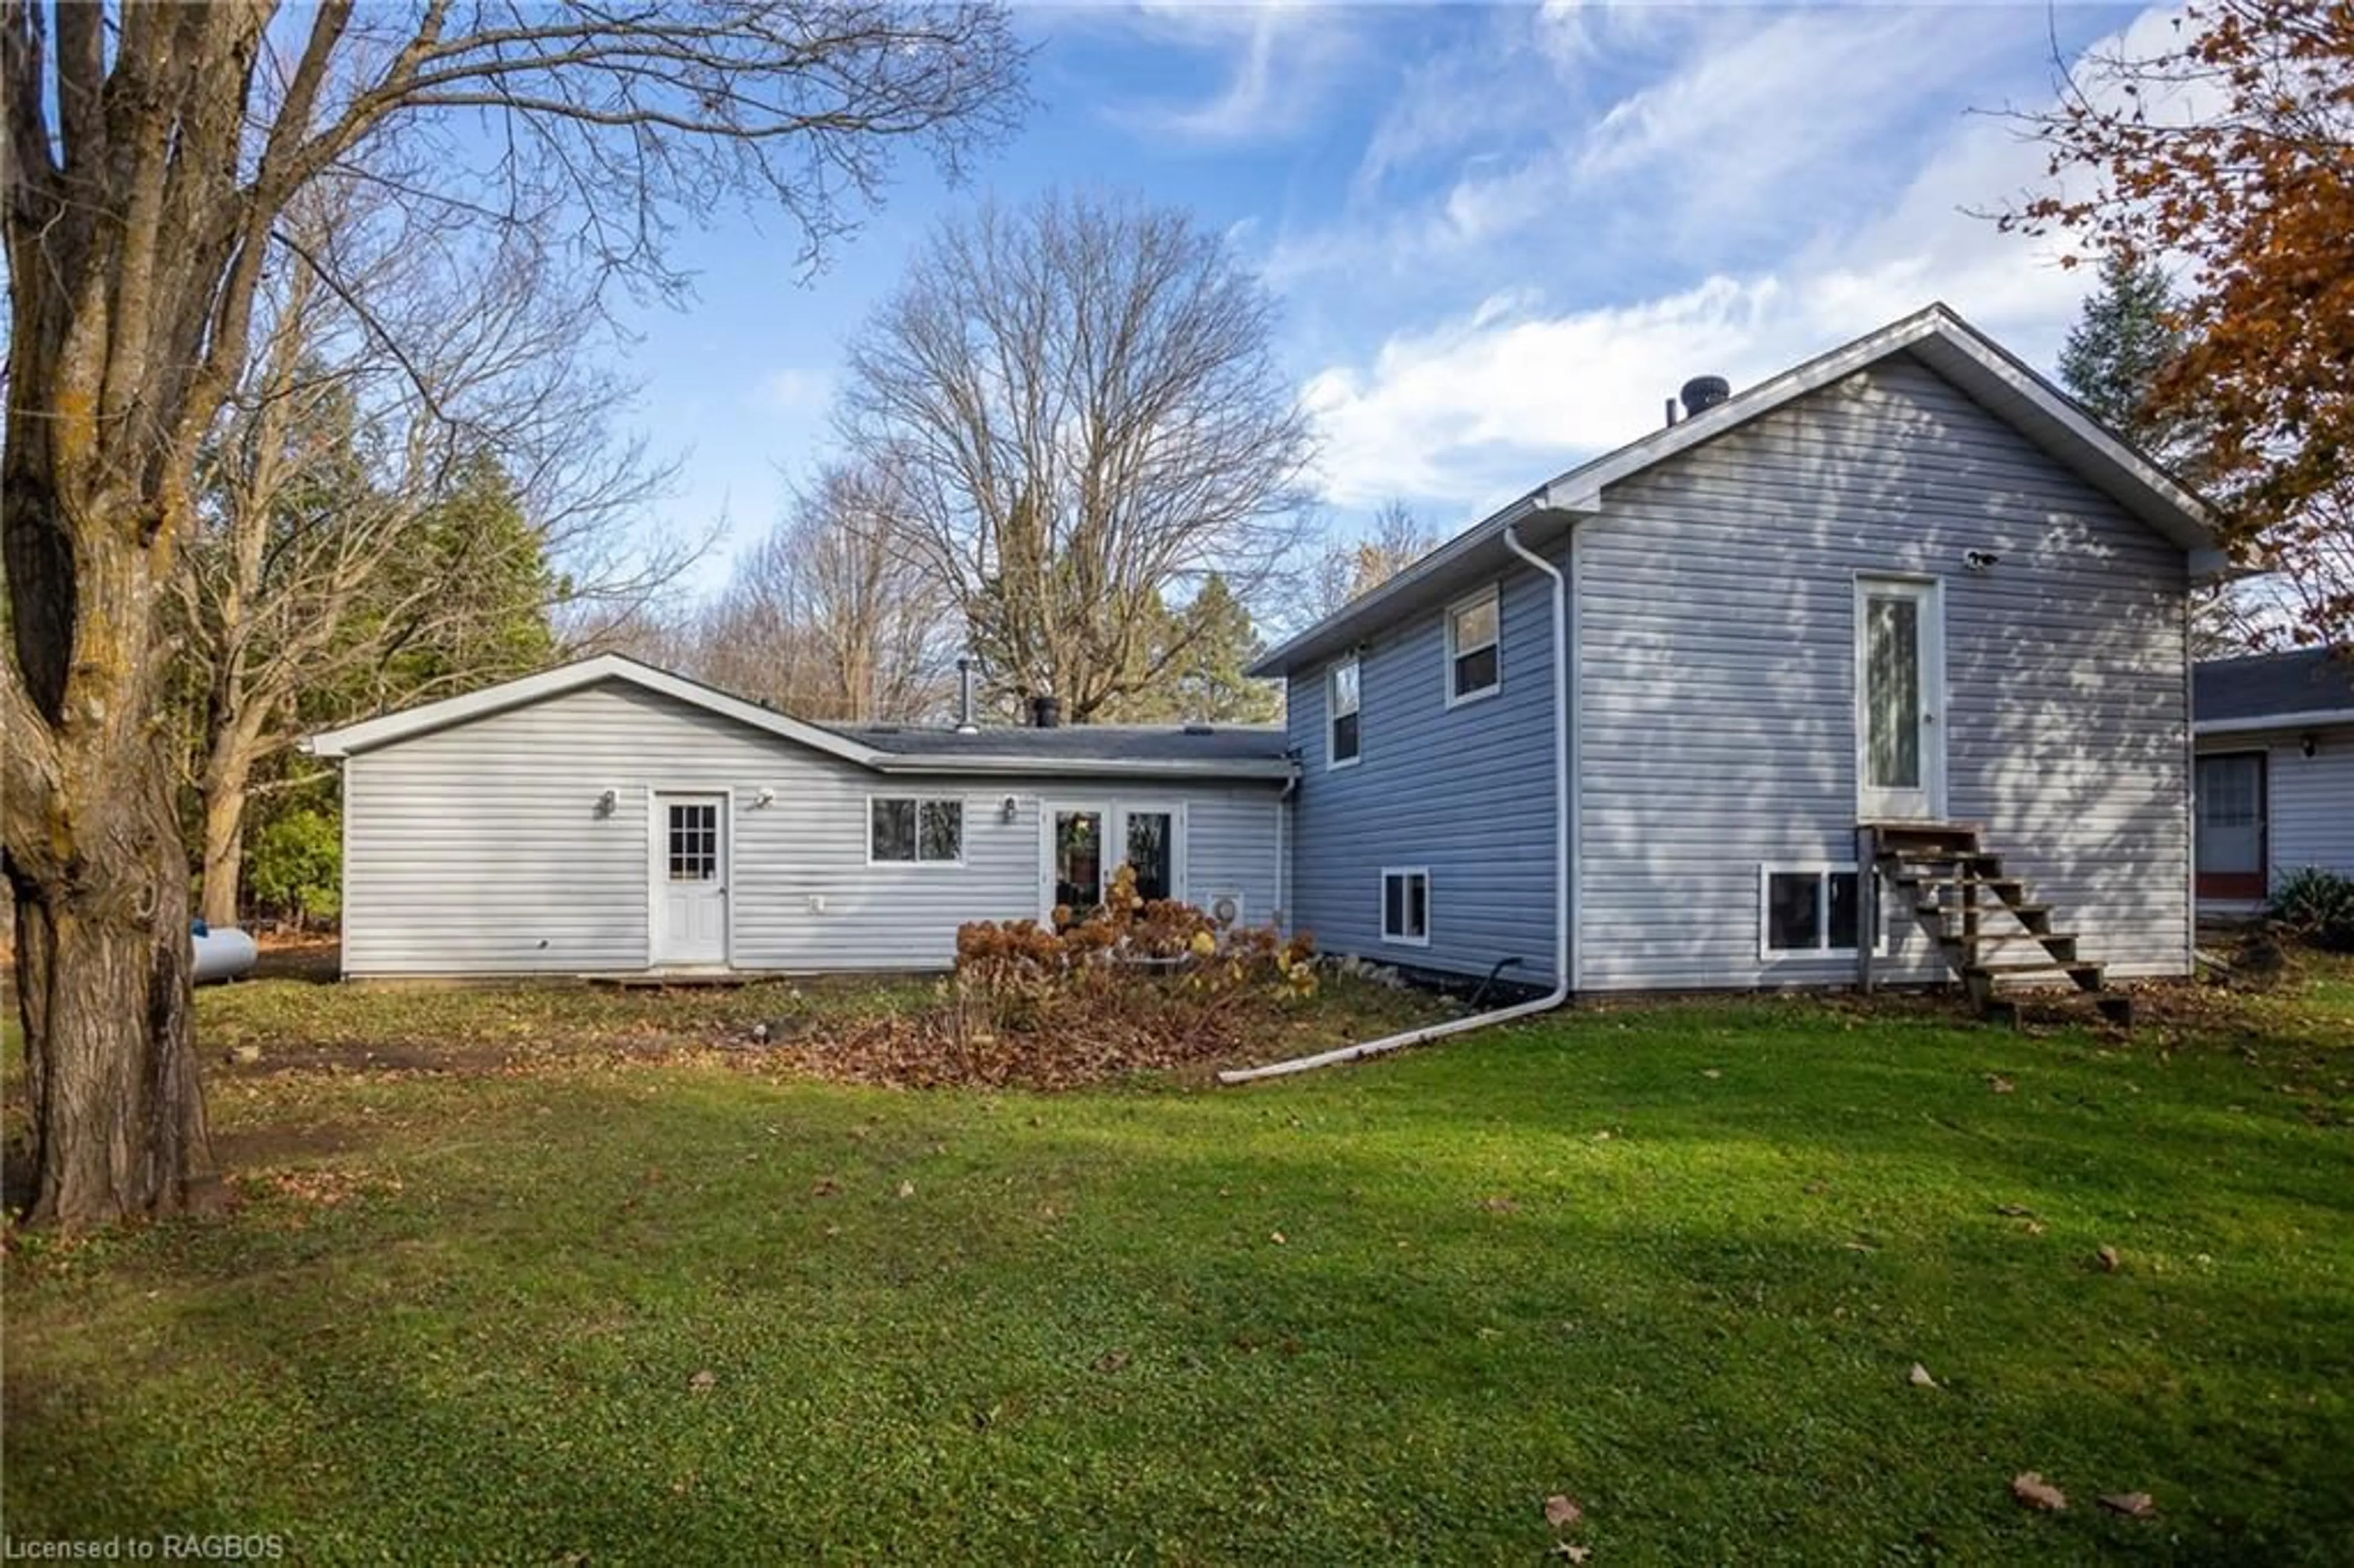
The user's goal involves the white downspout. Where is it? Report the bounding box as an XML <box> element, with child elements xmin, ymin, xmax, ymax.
<box><xmin>1219</xmin><ymin>522</ymin><xmax>1572</xmax><ymax>1084</ymax></box>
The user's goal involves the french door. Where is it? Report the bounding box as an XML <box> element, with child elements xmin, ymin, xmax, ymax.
<box><xmin>1855</xmin><ymin>577</ymin><xmax>1946</xmax><ymax>821</ymax></box>
<box><xmin>1041</xmin><ymin>802</ymin><xmax>1183</xmax><ymax>919</ymax></box>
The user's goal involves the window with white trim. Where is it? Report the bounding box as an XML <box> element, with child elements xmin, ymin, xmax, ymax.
<box><xmin>1446</xmin><ymin>587</ymin><xmax>1500</xmax><ymax>704</ymax></box>
<box><xmin>1381</xmin><ymin>867</ymin><xmax>1430</xmax><ymax>946</ymax></box>
<box><xmin>1328</xmin><ymin>657</ymin><xmax>1361</xmax><ymax>766</ymax></box>
<box><xmin>870</xmin><ymin>797</ymin><xmax>964</xmax><ymax>864</ymax></box>
<box><xmin>1760</xmin><ymin>864</ymin><xmax>1884</xmax><ymax>959</ymax></box>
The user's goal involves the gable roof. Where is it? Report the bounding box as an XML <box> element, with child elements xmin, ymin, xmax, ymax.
<box><xmin>2195</xmin><ymin>649</ymin><xmax>2354</xmax><ymax>733</ymax></box>
<box><xmin>302</xmin><ymin>653</ymin><xmax>1295</xmax><ymax>778</ymax></box>
<box><xmin>1251</xmin><ymin>302</ymin><xmax>2226</xmax><ymax>678</ymax></box>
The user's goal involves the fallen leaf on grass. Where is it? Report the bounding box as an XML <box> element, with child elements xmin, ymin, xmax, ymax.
<box><xmin>1270</xmin><ymin>1231</ymin><xmax>1287</xmax><ymax>1245</ymax></box>
<box><xmin>896</xmin><ymin>1179</ymin><xmax>916</xmax><ymax>1199</ymax></box>
<box><xmin>2098</xmin><ymin>1491</ymin><xmax>2158</xmax><ymax>1518</ymax></box>
<box><xmin>809</xmin><ymin>1177</ymin><xmax>840</xmax><ymax>1198</ymax></box>
<box><xmin>1092</xmin><ymin>1349</ymin><xmax>1131</xmax><ymax>1374</ymax></box>
<box><xmin>688</xmin><ymin>1369</ymin><xmax>716</xmax><ymax>1395</ymax></box>
<box><xmin>1908</xmin><ymin>1363</ymin><xmax>1938</xmax><ymax>1388</ymax></box>
<box><xmin>1479</xmin><ymin>1195</ymin><xmax>1520</xmax><ymax>1213</ymax></box>
<box><xmin>1702</xmin><ymin>1068</ymin><xmax>1723</xmax><ymax>1079</ymax></box>
<box><xmin>2011</xmin><ymin>1472</ymin><xmax>2068</xmax><ymax>1512</ymax></box>
<box><xmin>1994</xmin><ymin>1204</ymin><xmax>2035</xmax><ymax>1218</ymax></box>
<box><xmin>1553</xmin><ymin>1545</ymin><xmax>1591</xmax><ymax>1563</ymax></box>
<box><xmin>1987</xmin><ymin>1075</ymin><xmax>2017</xmax><ymax>1094</ymax></box>
<box><xmin>2097</xmin><ymin>1245</ymin><xmax>2122</xmax><ymax>1273</ymax></box>
<box><xmin>1544</xmin><ymin>1494</ymin><xmax>1583</xmax><ymax>1530</ymax></box>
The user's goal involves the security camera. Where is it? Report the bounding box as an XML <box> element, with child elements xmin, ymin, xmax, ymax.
<box><xmin>1964</xmin><ymin>549</ymin><xmax>2000</xmax><ymax>573</ymax></box>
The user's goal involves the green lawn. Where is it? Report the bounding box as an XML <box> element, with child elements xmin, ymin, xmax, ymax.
<box><xmin>5</xmin><ymin>960</ymin><xmax>2351</xmax><ymax>1563</ymax></box>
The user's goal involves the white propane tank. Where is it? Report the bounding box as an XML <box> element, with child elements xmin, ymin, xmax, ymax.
<box><xmin>191</xmin><ymin>921</ymin><xmax>261</xmax><ymax>984</ymax></box>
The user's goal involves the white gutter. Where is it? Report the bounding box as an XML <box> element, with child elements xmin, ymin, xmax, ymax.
<box><xmin>1218</xmin><ymin>521</ymin><xmax>1572</xmax><ymax>1084</ymax></box>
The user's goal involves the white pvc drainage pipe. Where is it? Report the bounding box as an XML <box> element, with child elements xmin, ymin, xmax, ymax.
<box><xmin>1219</xmin><ymin>521</ymin><xmax>1572</xmax><ymax>1085</ymax></box>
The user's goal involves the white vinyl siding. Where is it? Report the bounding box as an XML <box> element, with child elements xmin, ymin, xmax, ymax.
<box><xmin>339</xmin><ymin>680</ymin><xmax>1285</xmax><ymax>976</ymax></box>
<box><xmin>1575</xmin><ymin>354</ymin><xmax>2192</xmax><ymax>989</ymax></box>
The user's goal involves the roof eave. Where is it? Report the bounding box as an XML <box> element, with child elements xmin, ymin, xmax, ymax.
<box><xmin>2195</xmin><ymin>709</ymin><xmax>2354</xmax><ymax>736</ymax></box>
<box><xmin>876</xmin><ymin>756</ymin><xmax>1295</xmax><ymax>780</ymax></box>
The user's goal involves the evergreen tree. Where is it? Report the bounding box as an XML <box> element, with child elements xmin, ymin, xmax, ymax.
<box><xmin>1098</xmin><ymin>575</ymin><xmax>1281</xmax><ymax>725</ymax></box>
<box><xmin>2059</xmin><ymin>255</ymin><xmax>2184</xmax><ymax>438</ymax></box>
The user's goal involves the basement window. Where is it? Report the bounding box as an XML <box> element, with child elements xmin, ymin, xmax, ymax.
<box><xmin>1328</xmin><ymin>656</ymin><xmax>1361</xmax><ymax>767</ymax></box>
<box><xmin>1760</xmin><ymin>864</ymin><xmax>1884</xmax><ymax>960</ymax></box>
<box><xmin>1381</xmin><ymin>867</ymin><xmax>1430</xmax><ymax>946</ymax></box>
<box><xmin>1446</xmin><ymin>586</ymin><xmax>1501</xmax><ymax>705</ymax></box>
<box><xmin>870</xmin><ymin>797</ymin><xmax>964</xmax><ymax>866</ymax></box>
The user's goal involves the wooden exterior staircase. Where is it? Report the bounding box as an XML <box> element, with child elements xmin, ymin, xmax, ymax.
<box><xmin>1859</xmin><ymin>821</ymin><xmax>2133</xmax><ymax>1027</ymax></box>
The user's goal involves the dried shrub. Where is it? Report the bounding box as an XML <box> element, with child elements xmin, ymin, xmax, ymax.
<box><xmin>761</xmin><ymin>865</ymin><xmax>1325</xmax><ymax>1089</ymax></box>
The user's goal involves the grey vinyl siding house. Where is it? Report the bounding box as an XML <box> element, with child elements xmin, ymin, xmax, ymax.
<box><xmin>316</xmin><ymin>305</ymin><xmax>2223</xmax><ymax>1000</ymax></box>
<box><xmin>2193</xmin><ymin>650</ymin><xmax>2354</xmax><ymax>912</ymax></box>
<box><xmin>1257</xmin><ymin>304</ymin><xmax>2225</xmax><ymax>996</ymax></box>
<box><xmin>308</xmin><ymin>658</ymin><xmax>1287</xmax><ymax>978</ymax></box>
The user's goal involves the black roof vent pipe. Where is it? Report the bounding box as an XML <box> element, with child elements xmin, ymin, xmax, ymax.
<box><xmin>1030</xmin><ymin>695</ymin><xmax>1061</xmax><ymax>729</ymax></box>
<box><xmin>1680</xmin><ymin>375</ymin><xmax>1731</xmax><ymax>418</ymax></box>
<box><xmin>954</xmin><ymin>657</ymin><xmax>980</xmax><ymax>733</ymax></box>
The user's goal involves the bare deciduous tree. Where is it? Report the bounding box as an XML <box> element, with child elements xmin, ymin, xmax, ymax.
<box><xmin>1306</xmin><ymin>499</ymin><xmax>1441</xmax><ymax>622</ymax></box>
<box><xmin>175</xmin><ymin>176</ymin><xmax>684</xmax><ymax>929</ymax></box>
<box><xmin>687</xmin><ymin>463</ymin><xmax>954</xmax><ymax>721</ymax></box>
<box><xmin>2</xmin><ymin>1</ymin><xmax>1025</xmax><ymax>1227</ymax></box>
<box><xmin>836</xmin><ymin>191</ymin><xmax>1315</xmax><ymax>722</ymax></box>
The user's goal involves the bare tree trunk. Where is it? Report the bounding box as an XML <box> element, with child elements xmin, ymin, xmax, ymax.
<box><xmin>197</xmin><ymin>728</ymin><xmax>263</xmax><ymax>929</ymax></box>
<box><xmin>10</xmin><ymin>821</ymin><xmax>213</xmax><ymax>1228</ymax></box>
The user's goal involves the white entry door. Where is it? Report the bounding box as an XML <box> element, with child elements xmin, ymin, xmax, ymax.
<box><xmin>1855</xmin><ymin>578</ymin><xmax>1946</xmax><ymax>821</ymax></box>
<box><xmin>653</xmin><ymin>793</ymin><xmax>729</xmax><ymax>965</ymax></box>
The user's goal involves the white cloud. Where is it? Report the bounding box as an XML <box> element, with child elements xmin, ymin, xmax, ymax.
<box><xmin>1103</xmin><ymin>2</ymin><xmax>1355</xmax><ymax>144</ymax></box>
<box><xmin>755</xmin><ymin>367</ymin><xmax>830</xmax><ymax>415</ymax></box>
<box><xmin>1290</xmin><ymin>6</ymin><xmax>2192</xmax><ymax>522</ymax></box>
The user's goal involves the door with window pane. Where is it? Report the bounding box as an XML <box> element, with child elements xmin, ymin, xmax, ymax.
<box><xmin>2195</xmin><ymin>752</ymin><xmax>2267</xmax><ymax>900</ymax></box>
<box><xmin>1046</xmin><ymin>806</ymin><xmax>1106</xmax><ymax>921</ymax></box>
<box><xmin>652</xmin><ymin>793</ymin><xmax>728</xmax><ymax>965</ymax></box>
<box><xmin>1118</xmin><ymin>808</ymin><xmax>1178</xmax><ymax>906</ymax></box>
<box><xmin>1856</xmin><ymin>579</ymin><xmax>1945</xmax><ymax>820</ymax></box>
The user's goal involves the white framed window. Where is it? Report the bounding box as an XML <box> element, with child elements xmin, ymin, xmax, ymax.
<box><xmin>1446</xmin><ymin>586</ymin><xmax>1501</xmax><ymax>706</ymax></box>
<box><xmin>1328</xmin><ymin>656</ymin><xmax>1362</xmax><ymax>767</ymax></box>
<box><xmin>869</xmin><ymin>796</ymin><xmax>965</xmax><ymax>866</ymax></box>
<box><xmin>1758</xmin><ymin>863</ymin><xmax>1886</xmax><ymax>961</ymax></box>
<box><xmin>1381</xmin><ymin>867</ymin><xmax>1430</xmax><ymax>946</ymax></box>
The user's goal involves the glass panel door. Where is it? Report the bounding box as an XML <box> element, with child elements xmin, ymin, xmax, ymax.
<box><xmin>1053</xmin><ymin>809</ymin><xmax>1105</xmax><ymax>919</ymax></box>
<box><xmin>1121</xmin><ymin>810</ymin><xmax>1175</xmax><ymax>905</ymax></box>
<box><xmin>1857</xmin><ymin>579</ymin><xmax>1942</xmax><ymax>820</ymax></box>
<box><xmin>2195</xmin><ymin>752</ymin><xmax>2266</xmax><ymax>899</ymax></box>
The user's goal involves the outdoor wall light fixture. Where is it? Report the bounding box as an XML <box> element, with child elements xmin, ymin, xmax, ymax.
<box><xmin>1964</xmin><ymin>549</ymin><xmax>2001</xmax><ymax>573</ymax></box>
<box><xmin>595</xmin><ymin>788</ymin><xmax>619</xmax><ymax>816</ymax></box>
<box><xmin>1001</xmin><ymin>794</ymin><xmax>1020</xmax><ymax>823</ymax></box>
<box><xmin>2302</xmin><ymin>733</ymin><xmax>2320</xmax><ymax>759</ymax></box>
<box><xmin>755</xmin><ymin>786</ymin><xmax>777</xmax><ymax>808</ymax></box>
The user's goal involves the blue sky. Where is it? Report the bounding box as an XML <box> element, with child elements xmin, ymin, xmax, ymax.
<box><xmin>605</xmin><ymin>2</ymin><xmax>2167</xmax><ymax>596</ymax></box>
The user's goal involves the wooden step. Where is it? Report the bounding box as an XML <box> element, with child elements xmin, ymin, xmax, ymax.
<box><xmin>1905</xmin><ymin>875</ymin><xmax>2028</xmax><ymax>901</ymax></box>
<box><xmin>1865</xmin><ymin>820</ymin><xmax>1983</xmax><ymax>850</ymax></box>
<box><xmin>1964</xmin><ymin>959</ymin><xmax>2106</xmax><ymax>993</ymax></box>
<box><xmin>1914</xmin><ymin>900</ymin><xmax>2053</xmax><ymax>931</ymax></box>
<box><xmin>1946</xmin><ymin>931</ymin><xmax>2079</xmax><ymax>962</ymax></box>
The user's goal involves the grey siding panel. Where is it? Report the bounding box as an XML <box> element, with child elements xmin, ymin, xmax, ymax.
<box><xmin>2196</xmin><ymin>725</ymin><xmax>2354</xmax><ymax>892</ymax></box>
<box><xmin>340</xmin><ymin>681</ymin><xmax>1282</xmax><ymax>976</ymax></box>
<box><xmin>1286</xmin><ymin>563</ymin><xmax>1563</xmax><ymax>982</ymax></box>
<box><xmin>2267</xmin><ymin>725</ymin><xmax>2354</xmax><ymax>879</ymax></box>
<box><xmin>1576</xmin><ymin>354</ymin><xmax>2192</xmax><ymax>990</ymax></box>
